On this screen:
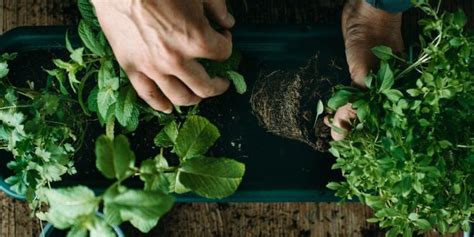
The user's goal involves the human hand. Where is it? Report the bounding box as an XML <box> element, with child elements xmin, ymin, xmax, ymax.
<box><xmin>92</xmin><ymin>0</ymin><xmax>235</xmax><ymax>113</ymax></box>
<box><xmin>325</xmin><ymin>0</ymin><xmax>404</xmax><ymax>140</ymax></box>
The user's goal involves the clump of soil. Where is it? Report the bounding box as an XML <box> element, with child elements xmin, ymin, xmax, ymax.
<box><xmin>250</xmin><ymin>55</ymin><xmax>344</xmax><ymax>152</ymax></box>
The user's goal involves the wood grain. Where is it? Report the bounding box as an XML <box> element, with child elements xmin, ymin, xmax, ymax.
<box><xmin>0</xmin><ymin>1</ymin><xmax>471</xmax><ymax>237</ymax></box>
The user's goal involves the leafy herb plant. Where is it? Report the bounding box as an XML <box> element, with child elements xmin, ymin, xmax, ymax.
<box><xmin>326</xmin><ymin>1</ymin><xmax>473</xmax><ymax>236</ymax></box>
<box><xmin>0</xmin><ymin>0</ymin><xmax>247</xmax><ymax>235</ymax></box>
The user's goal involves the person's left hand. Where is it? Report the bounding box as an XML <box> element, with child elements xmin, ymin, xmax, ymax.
<box><xmin>325</xmin><ymin>0</ymin><xmax>404</xmax><ymax>140</ymax></box>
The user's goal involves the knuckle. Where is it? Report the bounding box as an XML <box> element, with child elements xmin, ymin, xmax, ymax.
<box><xmin>191</xmin><ymin>32</ymin><xmax>212</xmax><ymax>55</ymax></box>
<box><xmin>137</xmin><ymin>89</ymin><xmax>158</xmax><ymax>101</ymax></box>
<box><xmin>170</xmin><ymin>93</ymin><xmax>199</xmax><ymax>106</ymax></box>
<box><xmin>195</xmin><ymin>86</ymin><xmax>218</xmax><ymax>98</ymax></box>
<box><xmin>161</xmin><ymin>48</ymin><xmax>185</xmax><ymax>69</ymax></box>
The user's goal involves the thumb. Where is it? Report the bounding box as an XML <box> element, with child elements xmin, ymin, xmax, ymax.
<box><xmin>203</xmin><ymin>0</ymin><xmax>235</xmax><ymax>29</ymax></box>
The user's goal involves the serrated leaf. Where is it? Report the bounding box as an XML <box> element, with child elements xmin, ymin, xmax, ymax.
<box><xmin>115</xmin><ymin>86</ymin><xmax>137</xmax><ymax>127</ymax></box>
<box><xmin>124</xmin><ymin>106</ymin><xmax>140</xmax><ymax>132</ymax></box>
<box><xmin>78</xmin><ymin>20</ymin><xmax>105</xmax><ymax>56</ymax></box>
<box><xmin>226</xmin><ymin>71</ymin><xmax>247</xmax><ymax>94</ymax></box>
<box><xmin>44</xmin><ymin>186</ymin><xmax>99</xmax><ymax>228</ymax></box>
<box><xmin>104</xmin><ymin>189</ymin><xmax>174</xmax><ymax>233</ymax></box>
<box><xmin>97</xmin><ymin>89</ymin><xmax>117</xmax><ymax>121</ymax></box>
<box><xmin>154</xmin><ymin>121</ymin><xmax>179</xmax><ymax>148</ymax></box>
<box><xmin>178</xmin><ymin>156</ymin><xmax>245</xmax><ymax>199</ymax></box>
<box><xmin>77</xmin><ymin>0</ymin><xmax>100</xmax><ymax>27</ymax></box>
<box><xmin>175</xmin><ymin>115</ymin><xmax>220</xmax><ymax>160</ymax></box>
<box><xmin>95</xmin><ymin>135</ymin><xmax>136</xmax><ymax>180</ymax></box>
<box><xmin>88</xmin><ymin>86</ymin><xmax>99</xmax><ymax>112</ymax></box>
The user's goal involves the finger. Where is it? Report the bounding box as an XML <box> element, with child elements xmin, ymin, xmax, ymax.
<box><xmin>324</xmin><ymin>116</ymin><xmax>331</xmax><ymax>127</ymax></box>
<box><xmin>146</xmin><ymin>72</ymin><xmax>202</xmax><ymax>106</ymax></box>
<box><xmin>128</xmin><ymin>72</ymin><xmax>173</xmax><ymax>113</ymax></box>
<box><xmin>189</xmin><ymin>28</ymin><xmax>233</xmax><ymax>61</ymax></box>
<box><xmin>331</xmin><ymin>104</ymin><xmax>357</xmax><ymax>141</ymax></box>
<box><xmin>174</xmin><ymin>60</ymin><xmax>230</xmax><ymax>98</ymax></box>
<box><xmin>203</xmin><ymin>0</ymin><xmax>235</xmax><ymax>29</ymax></box>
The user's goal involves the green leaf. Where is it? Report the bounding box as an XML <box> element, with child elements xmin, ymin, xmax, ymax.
<box><xmin>44</xmin><ymin>186</ymin><xmax>99</xmax><ymax>228</ymax></box>
<box><xmin>71</xmin><ymin>48</ymin><xmax>85</xmax><ymax>66</ymax></box>
<box><xmin>88</xmin><ymin>217</ymin><xmax>116</xmax><ymax>237</ymax></box>
<box><xmin>154</xmin><ymin>120</ymin><xmax>179</xmax><ymax>148</ymax></box>
<box><xmin>328</xmin><ymin>90</ymin><xmax>353</xmax><ymax>110</ymax></box>
<box><xmin>139</xmin><ymin>159</ymin><xmax>163</xmax><ymax>191</ymax></box>
<box><xmin>415</xmin><ymin>219</ymin><xmax>431</xmax><ymax>230</ymax></box>
<box><xmin>95</xmin><ymin>135</ymin><xmax>136</xmax><ymax>180</ymax></box>
<box><xmin>77</xmin><ymin>0</ymin><xmax>100</xmax><ymax>27</ymax></box>
<box><xmin>97</xmin><ymin>89</ymin><xmax>117</xmax><ymax>121</ymax></box>
<box><xmin>407</xmin><ymin>89</ymin><xmax>421</xmax><ymax>97</ymax></box>
<box><xmin>313</xmin><ymin>100</ymin><xmax>324</xmax><ymax>128</ymax></box>
<box><xmin>95</xmin><ymin>136</ymin><xmax>115</xmax><ymax>179</ymax></box>
<box><xmin>78</xmin><ymin>20</ymin><xmax>105</xmax><ymax>56</ymax></box>
<box><xmin>316</xmin><ymin>100</ymin><xmax>324</xmax><ymax>117</ymax></box>
<box><xmin>383</xmin><ymin>89</ymin><xmax>403</xmax><ymax>102</ymax></box>
<box><xmin>175</xmin><ymin>115</ymin><xmax>220</xmax><ymax>160</ymax></box>
<box><xmin>104</xmin><ymin>189</ymin><xmax>174</xmax><ymax>233</ymax></box>
<box><xmin>65</xmin><ymin>31</ymin><xmax>74</xmax><ymax>53</ymax></box>
<box><xmin>0</xmin><ymin>62</ymin><xmax>9</xmax><ymax>79</ymax></box>
<box><xmin>226</xmin><ymin>71</ymin><xmax>247</xmax><ymax>94</ymax></box>
<box><xmin>326</xmin><ymin>182</ymin><xmax>342</xmax><ymax>190</ymax></box>
<box><xmin>53</xmin><ymin>59</ymin><xmax>74</xmax><ymax>71</ymax></box>
<box><xmin>178</xmin><ymin>156</ymin><xmax>245</xmax><ymax>199</ymax></box>
<box><xmin>378</xmin><ymin>62</ymin><xmax>394</xmax><ymax>92</ymax></box>
<box><xmin>88</xmin><ymin>87</ymin><xmax>99</xmax><ymax>112</ymax></box>
<box><xmin>364</xmin><ymin>75</ymin><xmax>373</xmax><ymax>89</ymax></box>
<box><xmin>115</xmin><ymin>86</ymin><xmax>137</xmax><ymax>127</ymax></box>
<box><xmin>453</xmin><ymin>9</ymin><xmax>467</xmax><ymax>28</ymax></box>
<box><xmin>371</xmin><ymin>46</ymin><xmax>393</xmax><ymax>60</ymax></box>
<box><xmin>67</xmin><ymin>226</ymin><xmax>88</xmax><ymax>237</ymax></box>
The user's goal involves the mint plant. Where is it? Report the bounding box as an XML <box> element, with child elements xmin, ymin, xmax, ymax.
<box><xmin>0</xmin><ymin>0</ymin><xmax>247</xmax><ymax>235</ymax></box>
<box><xmin>326</xmin><ymin>1</ymin><xmax>473</xmax><ymax>236</ymax></box>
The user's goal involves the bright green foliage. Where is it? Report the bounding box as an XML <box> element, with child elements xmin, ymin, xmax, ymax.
<box><xmin>2</xmin><ymin>0</ymin><xmax>246</xmax><ymax>235</ymax></box>
<box><xmin>178</xmin><ymin>156</ymin><xmax>245</xmax><ymax>198</ymax></box>
<box><xmin>0</xmin><ymin>53</ymin><xmax>82</xmax><ymax>209</ymax></box>
<box><xmin>327</xmin><ymin>2</ymin><xmax>473</xmax><ymax>236</ymax></box>
<box><xmin>175</xmin><ymin>115</ymin><xmax>220</xmax><ymax>160</ymax></box>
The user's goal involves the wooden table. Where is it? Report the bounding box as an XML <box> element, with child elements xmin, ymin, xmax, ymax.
<box><xmin>0</xmin><ymin>1</ymin><xmax>470</xmax><ymax>236</ymax></box>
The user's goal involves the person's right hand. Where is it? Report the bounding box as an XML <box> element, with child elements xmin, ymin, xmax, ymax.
<box><xmin>91</xmin><ymin>0</ymin><xmax>235</xmax><ymax>113</ymax></box>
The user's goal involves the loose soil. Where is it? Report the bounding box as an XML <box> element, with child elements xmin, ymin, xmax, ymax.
<box><xmin>1</xmin><ymin>49</ymin><xmax>344</xmax><ymax>195</ymax></box>
<box><xmin>250</xmin><ymin>55</ymin><xmax>346</xmax><ymax>152</ymax></box>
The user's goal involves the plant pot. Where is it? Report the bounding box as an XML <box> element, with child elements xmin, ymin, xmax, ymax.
<box><xmin>0</xmin><ymin>25</ymin><xmax>349</xmax><ymax>203</ymax></box>
<box><xmin>39</xmin><ymin>213</ymin><xmax>124</xmax><ymax>237</ymax></box>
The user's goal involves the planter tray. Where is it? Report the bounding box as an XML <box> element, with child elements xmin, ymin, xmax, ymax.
<box><xmin>0</xmin><ymin>25</ymin><xmax>349</xmax><ymax>202</ymax></box>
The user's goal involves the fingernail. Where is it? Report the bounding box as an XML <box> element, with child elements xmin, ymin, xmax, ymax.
<box><xmin>227</xmin><ymin>13</ymin><xmax>235</xmax><ymax>27</ymax></box>
<box><xmin>163</xmin><ymin>107</ymin><xmax>173</xmax><ymax>114</ymax></box>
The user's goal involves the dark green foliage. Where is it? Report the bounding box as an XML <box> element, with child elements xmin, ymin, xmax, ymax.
<box><xmin>326</xmin><ymin>1</ymin><xmax>473</xmax><ymax>236</ymax></box>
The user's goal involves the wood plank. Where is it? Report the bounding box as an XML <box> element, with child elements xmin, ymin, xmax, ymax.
<box><xmin>0</xmin><ymin>1</ymin><xmax>471</xmax><ymax>237</ymax></box>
